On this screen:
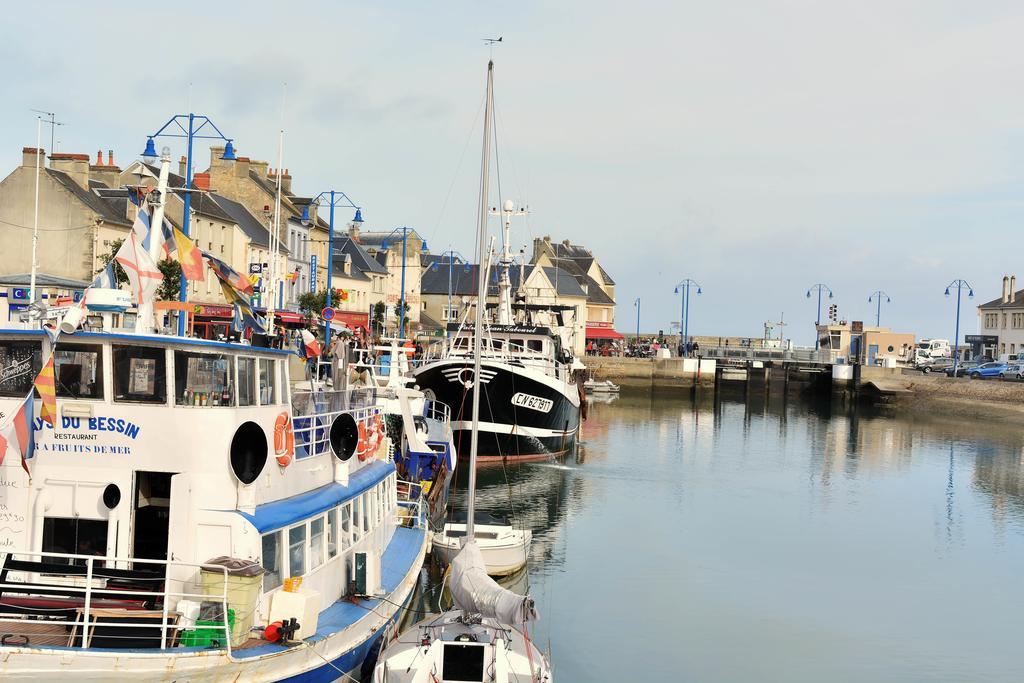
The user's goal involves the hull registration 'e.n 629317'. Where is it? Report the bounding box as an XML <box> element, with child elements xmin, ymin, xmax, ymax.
<box><xmin>512</xmin><ymin>392</ymin><xmax>554</xmax><ymax>413</ymax></box>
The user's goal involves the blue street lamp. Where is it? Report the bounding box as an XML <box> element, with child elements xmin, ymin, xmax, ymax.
<box><xmin>868</xmin><ymin>290</ymin><xmax>891</xmax><ymax>327</ymax></box>
<box><xmin>945</xmin><ymin>280</ymin><xmax>974</xmax><ymax>377</ymax></box>
<box><xmin>634</xmin><ymin>297</ymin><xmax>641</xmax><ymax>344</ymax></box>
<box><xmin>430</xmin><ymin>250</ymin><xmax>471</xmax><ymax>326</ymax></box>
<box><xmin>142</xmin><ymin>114</ymin><xmax>235</xmax><ymax>336</ymax></box>
<box><xmin>674</xmin><ymin>279</ymin><xmax>702</xmax><ymax>353</ymax></box>
<box><xmin>806</xmin><ymin>283</ymin><xmax>834</xmax><ymax>350</ymax></box>
<box><xmin>306</xmin><ymin>193</ymin><xmax>360</xmax><ymax>347</ymax></box>
<box><xmin>380</xmin><ymin>227</ymin><xmax>426</xmax><ymax>337</ymax></box>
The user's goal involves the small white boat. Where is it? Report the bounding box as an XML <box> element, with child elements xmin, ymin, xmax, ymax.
<box><xmin>584</xmin><ymin>378</ymin><xmax>620</xmax><ymax>394</ymax></box>
<box><xmin>433</xmin><ymin>510</ymin><xmax>532</xmax><ymax>577</ymax></box>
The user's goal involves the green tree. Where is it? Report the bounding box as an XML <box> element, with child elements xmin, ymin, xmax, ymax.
<box><xmin>393</xmin><ymin>301</ymin><xmax>411</xmax><ymax>332</ymax></box>
<box><xmin>297</xmin><ymin>288</ymin><xmax>344</xmax><ymax>317</ymax></box>
<box><xmin>372</xmin><ymin>301</ymin><xmax>386</xmax><ymax>333</ymax></box>
<box><xmin>98</xmin><ymin>238</ymin><xmax>181</xmax><ymax>301</ymax></box>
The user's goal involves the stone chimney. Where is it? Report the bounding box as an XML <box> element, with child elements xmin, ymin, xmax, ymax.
<box><xmin>1002</xmin><ymin>275</ymin><xmax>1010</xmax><ymax>304</ymax></box>
<box><xmin>21</xmin><ymin>147</ymin><xmax>45</xmax><ymax>168</ymax></box>
<box><xmin>107</xmin><ymin>150</ymin><xmax>114</xmax><ymax>166</ymax></box>
<box><xmin>179</xmin><ymin>155</ymin><xmax>187</xmax><ymax>177</ymax></box>
<box><xmin>268</xmin><ymin>167</ymin><xmax>293</xmax><ymax>194</ymax></box>
<box><xmin>234</xmin><ymin>156</ymin><xmax>252</xmax><ymax>179</ymax></box>
<box><xmin>49</xmin><ymin>152</ymin><xmax>91</xmax><ymax>189</ymax></box>
<box><xmin>1012</xmin><ymin>276</ymin><xmax>1017</xmax><ymax>303</ymax></box>
<box><xmin>250</xmin><ymin>159</ymin><xmax>269</xmax><ymax>179</ymax></box>
<box><xmin>209</xmin><ymin>145</ymin><xmax>227</xmax><ymax>171</ymax></box>
<box><xmin>193</xmin><ymin>172</ymin><xmax>211</xmax><ymax>191</ymax></box>
<box><xmin>348</xmin><ymin>220</ymin><xmax>361</xmax><ymax>243</ymax></box>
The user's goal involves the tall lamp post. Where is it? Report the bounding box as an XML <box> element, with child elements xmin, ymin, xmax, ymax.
<box><xmin>674</xmin><ymin>278</ymin><xmax>702</xmax><ymax>352</ymax></box>
<box><xmin>634</xmin><ymin>297</ymin><xmax>641</xmax><ymax>346</ymax></box>
<box><xmin>380</xmin><ymin>227</ymin><xmax>426</xmax><ymax>338</ymax></box>
<box><xmin>868</xmin><ymin>290</ymin><xmax>891</xmax><ymax>327</ymax></box>
<box><xmin>945</xmin><ymin>279</ymin><xmax>974</xmax><ymax>377</ymax></box>
<box><xmin>430</xmin><ymin>250</ymin><xmax>471</xmax><ymax>326</ymax></box>
<box><xmin>304</xmin><ymin>192</ymin><xmax>359</xmax><ymax>348</ymax></box>
<box><xmin>806</xmin><ymin>283</ymin><xmax>834</xmax><ymax>350</ymax></box>
<box><xmin>142</xmin><ymin>114</ymin><xmax>236</xmax><ymax>336</ymax></box>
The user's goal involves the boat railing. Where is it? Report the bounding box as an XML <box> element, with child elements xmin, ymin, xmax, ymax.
<box><xmin>395</xmin><ymin>480</ymin><xmax>427</xmax><ymax>529</ymax></box>
<box><xmin>0</xmin><ymin>549</ymin><xmax>233</xmax><ymax>652</ymax></box>
<box><xmin>291</xmin><ymin>388</ymin><xmax>379</xmax><ymax>457</ymax></box>
<box><xmin>422</xmin><ymin>398</ymin><xmax>450</xmax><ymax>424</ymax></box>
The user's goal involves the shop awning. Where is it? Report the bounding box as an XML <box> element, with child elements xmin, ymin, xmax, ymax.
<box><xmin>586</xmin><ymin>325</ymin><xmax>624</xmax><ymax>340</ymax></box>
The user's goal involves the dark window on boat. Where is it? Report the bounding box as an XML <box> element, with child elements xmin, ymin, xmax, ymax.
<box><xmin>490</xmin><ymin>338</ymin><xmax>504</xmax><ymax>351</ymax></box>
<box><xmin>112</xmin><ymin>346</ymin><xmax>167</xmax><ymax>404</ymax></box>
<box><xmin>262</xmin><ymin>532</ymin><xmax>283</xmax><ymax>592</ymax></box>
<box><xmin>527</xmin><ymin>339</ymin><xmax>543</xmax><ymax>353</ymax></box>
<box><xmin>0</xmin><ymin>340</ymin><xmax>41</xmax><ymax>397</ymax></box>
<box><xmin>54</xmin><ymin>344</ymin><xmax>104</xmax><ymax>399</ymax></box>
<box><xmin>442</xmin><ymin>643</ymin><xmax>486</xmax><ymax>681</ymax></box>
<box><xmin>237</xmin><ymin>357</ymin><xmax>256</xmax><ymax>407</ymax></box>
<box><xmin>174</xmin><ymin>351</ymin><xmax>232</xmax><ymax>406</ymax></box>
<box><xmin>508</xmin><ymin>338</ymin><xmax>525</xmax><ymax>353</ymax></box>
<box><xmin>42</xmin><ymin>517</ymin><xmax>108</xmax><ymax>566</ymax></box>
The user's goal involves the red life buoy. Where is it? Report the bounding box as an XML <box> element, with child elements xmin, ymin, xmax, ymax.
<box><xmin>274</xmin><ymin>412</ymin><xmax>295</xmax><ymax>467</ymax></box>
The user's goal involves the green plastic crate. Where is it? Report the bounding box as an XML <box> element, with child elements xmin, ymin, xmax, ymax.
<box><xmin>180</xmin><ymin>608</ymin><xmax>235</xmax><ymax>648</ymax></box>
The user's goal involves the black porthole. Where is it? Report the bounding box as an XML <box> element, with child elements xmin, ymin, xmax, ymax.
<box><xmin>230</xmin><ymin>421</ymin><xmax>268</xmax><ymax>484</ymax></box>
<box><xmin>330</xmin><ymin>413</ymin><xmax>359</xmax><ymax>461</ymax></box>
<box><xmin>102</xmin><ymin>483</ymin><xmax>121</xmax><ymax>510</ymax></box>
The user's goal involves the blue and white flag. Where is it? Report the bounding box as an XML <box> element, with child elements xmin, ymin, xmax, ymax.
<box><xmin>90</xmin><ymin>262</ymin><xmax>117</xmax><ymax>290</ymax></box>
<box><xmin>128</xmin><ymin>192</ymin><xmax>170</xmax><ymax>258</ymax></box>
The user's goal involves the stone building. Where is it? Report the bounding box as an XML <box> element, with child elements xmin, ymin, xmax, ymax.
<box><xmin>976</xmin><ymin>275</ymin><xmax>1024</xmax><ymax>358</ymax></box>
<box><xmin>531</xmin><ymin>236</ymin><xmax>618</xmax><ymax>347</ymax></box>
<box><xmin>356</xmin><ymin>228</ymin><xmax>428</xmax><ymax>331</ymax></box>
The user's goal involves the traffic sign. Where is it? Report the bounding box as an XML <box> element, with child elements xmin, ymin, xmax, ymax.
<box><xmin>249</xmin><ymin>263</ymin><xmax>263</xmax><ymax>274</ymax></box>
<box><xmin>322</xmin><ymin>307</ymin><xmax>336</xmax><ymax>321</ymax></box>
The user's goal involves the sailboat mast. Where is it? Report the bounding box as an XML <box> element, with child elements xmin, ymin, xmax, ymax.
<box><xmin>467</xmin><ymin>60</ymin><xmax>494</xmax><ymax>542</ymax></box>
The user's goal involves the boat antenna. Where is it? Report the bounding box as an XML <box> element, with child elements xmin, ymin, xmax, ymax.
<box><xmin>267</xmin><ymin>82</ymin><xmax>287</xmax><ymax>329</ymax></box>
<box><xmin>467</xmin><ymin>59</ymin><xmax>495</xmax><ymax>542</ymax></box>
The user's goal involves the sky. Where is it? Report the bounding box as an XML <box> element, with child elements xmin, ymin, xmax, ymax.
<box><xmin>3</xmin><ymin>1</ymin><xmax>1024</xmax><ymax>344</ymax></box>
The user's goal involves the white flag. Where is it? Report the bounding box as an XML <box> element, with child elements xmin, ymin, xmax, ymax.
<box><xmin>115</xmin><ymin>232</ymin><xmax>162</xmax><ymax>305</ymax></box>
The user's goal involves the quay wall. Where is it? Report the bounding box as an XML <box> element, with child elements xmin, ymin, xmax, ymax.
<box><xmin>857</xmin><ymin>366</ymin><xmax>1024</xmax><ymax>421</ymax></box>
<box><xmin>584</xmin><ymin>356</ymin><xmax>716</xmax><ymax>389</ymax></box>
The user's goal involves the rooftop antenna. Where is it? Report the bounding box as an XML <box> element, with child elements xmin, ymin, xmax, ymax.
<box><xmin>30</xmin><ymin>109</ymin><xmax>64</xmax><ymax>156</ymax></box>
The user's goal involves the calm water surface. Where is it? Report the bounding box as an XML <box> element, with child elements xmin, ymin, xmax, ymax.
<box><xmin>432</xmin><ymin>391</ymin><xmax>1024</xmax><ymax>682</ymax></box>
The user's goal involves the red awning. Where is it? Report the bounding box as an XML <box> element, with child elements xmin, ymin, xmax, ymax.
<box><xmin>586</xmin><ymin>326</ymin><xmax>624</xmax><ymax>340</ymax></box>
<box><xmin>274</xmin><ymin>311</ymin><xmax>306</xmax><ymax>324</ymax></box>
<box><xmin>334</xmin><ymin>311</ymin><xmax>369</xmax><ymax>330</ymax></box>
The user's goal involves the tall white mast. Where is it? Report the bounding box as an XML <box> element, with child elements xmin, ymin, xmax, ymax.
<box><xmin>267</xmin><ymin>128</ymin><xmax>285</xmax><ymax>327</ymax></box>
<box><xmin>467</xmin><ymin>60</ymin><xmax>495</xmax><ymax>542</ymax></box>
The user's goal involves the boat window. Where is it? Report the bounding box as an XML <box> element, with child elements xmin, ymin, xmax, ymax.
<box><xmin>341</xmin><ymin>503</ymin><xmax>352</xmax><ymax>550</ymax></box>
<box><xmin>237</xmin><ymin>357</ymin><xmax>256</xmax><ymax>407</ymax></box>
<box><xmin>327</xmin><ymin>508</ymin><xmax>338</xmax><ymax>559</ymax></box>
<box><xmin>42</xmin><ymin>517</ymin><xmax>108</xmax><ymax>566</ymax></box>
<box><xmin>453</xmin><ymin>337</ymin><xmax>470</xmax><ymax>350</ymax></box>
<box><xmin>490</xmin><ymin>338</ymin><xmax>504</xmax><ymax>351</ymax></box>
<box><xmin>508</xmin><ymin>338</ymin><xmax>525</xmax><ymax>353</ymax></box>
<box><xmin>527</xmin><ymin>339</ymin><xmax>543</xmax><ymax>353</ymax></box>
<box><xmin>174</xmin><ymin>351</ymin><xmax>232</xmax><ymax>406</ymax></box>
<box><xmin>113</xmin><ymin>346</ymin><xmax>167</xmax><ymax>404</ymax></box>
<box><xmin>261</xmin><ymin>531</ymin><xmax>283</xmax><ymax>591</ymax></box>
<box><xmin>310</xmin><ymin>516</ymin><xmax>325</xmax><ymax>569</ymax></box>
<box><xmin>0</xmin><ymin>340</ymin><xmax>41</xmax><ymax>397</ymax></box>
<box><xmin>288</xmin><ymin>524</ymin><xmax>306</xmax><ymax>577</ymax></box>
<box><xmin>53</xmin><ymin>344</ymin><xmax>104</xmax><ymax>399</ymax></box>
<box><xmin>259</xmin><ymin>359</ymin><xmax>277</xmax><ymax>405</ymax></box>
<box><xmin>362</xmin><ymin>493</ymin><xmax>371</xmax><ymax>533</ymax></box>
<box><xmin>352</xmin><ymin>497</ymin><xmax>363</xmax><ymax>540</ymax></box>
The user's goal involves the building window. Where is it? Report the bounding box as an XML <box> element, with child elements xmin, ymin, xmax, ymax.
<box><xmin>54</xmin><ymin>344</ymin><xmax>103</xmax><ymax>399</ymax></box>
<box><xmin>113</xmin><ymin>346</ymin><xmax>167</xmax><ymax>404</ymax></box>
<box><xmin>262</xmin><ymin>531</ymin><xmax>282</xmax><ymax>591</ymax></box>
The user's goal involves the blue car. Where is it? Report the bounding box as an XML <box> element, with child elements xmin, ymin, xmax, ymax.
<box><xmin>968</xmin><ymin>362</ymin><xmax>1006</xmax><ymax>379</ymax></box>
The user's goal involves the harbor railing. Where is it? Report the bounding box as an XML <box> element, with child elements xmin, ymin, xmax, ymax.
<box><xmin>698</xmin><ymin>347</ymin><xmax>837</xmax><ymax>364</ymax></box>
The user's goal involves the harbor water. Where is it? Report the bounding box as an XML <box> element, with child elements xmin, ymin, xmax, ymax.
<box><xmin>425</xmin><ymin>390</ymin><xmax>1024</xmax><ymax>682</ymax></box>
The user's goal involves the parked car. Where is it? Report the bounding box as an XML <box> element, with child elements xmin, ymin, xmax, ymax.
<box><xmin>919</xmin><ymin>358</ymin><xmax>953</xmax><ymax>374</ymax></box>
<box><xmin>968</xmin><ymin>362</ymin><xmax>1007</xmax><ymax>379</ymax></box>
<box><xmin>946</xmin><ymin>360</ymin><xmax>979</xmax><ymax>377</ymax></box>
<box><xmin>999</xmin><ymin>363</ymin><xmax>1024</xmax><ymax>380</ymax></box>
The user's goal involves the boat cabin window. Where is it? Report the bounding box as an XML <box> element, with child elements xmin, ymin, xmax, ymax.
<box><xmin>237</xmin><ymin>357</ymin><xmax>256</xmax><ymax>407</ymax></box>
<box><xmin>54</xmin><ymin>344</ymin><xmax>104</xmax><ymax>399</ymax></box>
<box><xmin>259</xmin><ymin>358</ymin><xmax>277</xmax><ymax>405</ymax></box>
<box><xmin>310</xmin><ymin>516</ymin><xmax>325</xmax><ymax>569</ymax></box>
<box><xmin>527</xmin><ymin>339</ymin><xmax>543</xmax><ymax>353</ymax></box>
<box><xmin>361</xmin><ymin>493</ymin><xmax>371</xmax><ymax>534</ymax></box>
<box><xmin>42</xmin><ymin>517</ymin><xmax>108</xmax><ymax>566</ymax></box>
<box><xmin>261</xmin><ymin>531</ymin><xmax>283</xmax><ymax>592</ymax></box>
<box><xmin>453</xmin><ymin>337</ymin><xmax>470</xmax><ymax>351</ymax></box>
<box><xmin>0</xmin><ymin>340</ymin><xmax>41</xmax><ymax>397</ymax></box>
<box><xmin>508</xmin><ymin>338</ymin><xmax>525</xmax><ymax>353</ymax></box>
<box><xmin>113</xmin><ymin>345</ymin><xmax>167</xmax><ymax>404</ymax></box>
<box><xmin>288</xmin><ymin>524</ymin><xmax>307</xmax><ymax>577</ymax></box>
<box><xmin>174</xmin><ymin>351</ymin><xmax>233</xmax><ymax>406</ymax></box>
<box><xmin>341</xmin><ymin>503</ymin><xmax>352</xmax><ymax>549</ymax></box>
<box><xmin>489</xmin><ymin>338</ymin><xmax>505</xmax><ymax>352</ymax></box>
<box><xmin>352</xmin><ymin>497</ymin><xmax>363</xmax><ymax>541</ymax></box>
<box><xmin>327</xmin><ymin>508</ymin><xmax>338</xmax><ymax>559</ymax></box>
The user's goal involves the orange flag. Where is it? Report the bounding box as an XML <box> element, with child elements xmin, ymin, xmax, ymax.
<box><xmin>173</xmin><ymin>227</ymin><xmax>205</xmax><ymax>282</ymax></box>
<box><xmin>34</xmin><ymin>356</ymin><xmax>57</xmax><ymax>427</ymax></box>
